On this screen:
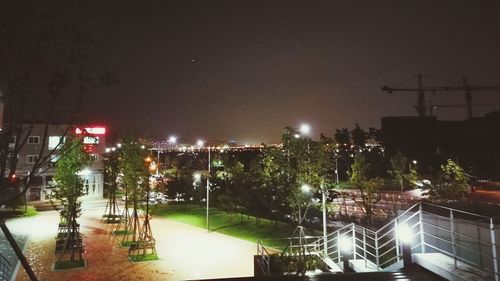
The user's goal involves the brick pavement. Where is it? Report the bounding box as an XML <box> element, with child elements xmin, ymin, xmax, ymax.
<box><xmin>11</xmin><ymin>204</ymin><xmax>255</xmax><ymax>281</ymax></box>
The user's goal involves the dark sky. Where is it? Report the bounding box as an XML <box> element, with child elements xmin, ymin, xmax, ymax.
<box><xmin>81</xmin><ymin>1</ymin><xmax>500</xmax><ymax>144</ymax></box>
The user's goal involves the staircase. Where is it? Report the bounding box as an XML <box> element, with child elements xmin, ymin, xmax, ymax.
<box><xmin>311</xmin><ymin>202</ymin><xmax>500</xmax><ymax>281</ymax></box>
<box><xmin>0</xmin><ymin>252</ymin><xmax>11</xmax><ymax>281</ymax></box>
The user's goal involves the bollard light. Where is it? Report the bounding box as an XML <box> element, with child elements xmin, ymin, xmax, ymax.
<box><xmin>397</xmin><ymin>223</ymin><xmax>413</xmax><ymax>244</ymax></box>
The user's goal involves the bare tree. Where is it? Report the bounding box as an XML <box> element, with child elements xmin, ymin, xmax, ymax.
<box><xmin>0</xmin><ymin>1</ymin><xmax>114</xmax><ymax>279</ymax></box>
<box><xmin>0</xmin><ymin>0</ymin><xmax>115</xmax><ymax>206</ymax></box>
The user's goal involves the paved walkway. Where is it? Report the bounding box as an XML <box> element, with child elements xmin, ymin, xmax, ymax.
<box><xmin>9</xmin><ymin>201</ymin><xmax>255</xmax><ymax>281</ymax></box>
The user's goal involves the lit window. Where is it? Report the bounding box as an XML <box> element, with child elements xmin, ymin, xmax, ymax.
<box><xmin>48</xmin><ymin>136</ymin><xmax>65</xmax><ymax>150</ymax></box>
<box><xmin>83</xmin><ymin>136</ymin><xmax>99</xmax><ymax>144</ymax></box>
<box><xmin>8</xmin><ymin>136</ymin><xmax>16</xmax><ymax>149</ymax></box>
<box><xmin>28</xmin><ymin>136</ymin><xmax>40</xmax><ymax>144</ymax></box>
<box><xmin>89</xmin><ymin>154</ymin><xmax>98</xmax><ymax>162</ymax></box>
<box><xmin>26</xmin><ymin>155</ymin><xmax>39</xmax><ymax>164</ymax></box>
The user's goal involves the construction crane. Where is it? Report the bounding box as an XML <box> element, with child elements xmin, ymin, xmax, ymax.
<box><xmin>381</xmin><ymin>74</ymin><xmax>500</xmax><ymax>118</ymax></box>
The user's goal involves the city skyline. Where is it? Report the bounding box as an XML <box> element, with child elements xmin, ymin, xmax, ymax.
<box><xmin>81</xmin><ymin>0</ymin><xmax>500</xmax><ymax>143</ymax></box>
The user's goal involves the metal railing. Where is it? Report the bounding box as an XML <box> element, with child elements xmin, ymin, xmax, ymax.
<box><xmin>0</xmin><ymin>252</ymin><xmax>11</xmax><ymax>281</ymax></box>
<box><xmin>257</xmin><ymin>241</ymin><xmax>271</xmax><ymax>276</ymax></box>
<box><xmin>315</xmin><ymin>202</ymin><xmax>500</xmax><ymax>281</ymax></box>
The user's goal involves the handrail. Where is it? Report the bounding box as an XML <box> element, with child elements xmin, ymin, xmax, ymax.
<box><xmin>315</xmin><ymin>200</ymin><xmax>498</xmax><ymax>280</ymax></box>
<box><xmin>375</xmin><ymin>202</ymin><xmax>421</xmax><ymax>234</ymax></box>
<box><xmin>256</xmin><ymin>241</ymin><xmax>270</xmax><ymax>276</ymax></box>
<box><xmin>422</xmin><ymin>202</ymin><xmax>491</xmax><ymax>219</ymax></box>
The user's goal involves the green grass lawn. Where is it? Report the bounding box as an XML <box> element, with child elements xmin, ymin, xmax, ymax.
<box><xmin>129</xmin><ymin>253</ymin><xmax>159</xmax><ymax>262</ymax></box>
<box><xmin>0</xmin><ymin>205</ymin><xmax>38</xmax><ymax>219</ymax></box>
<box><xmin>153</xmin><ymin>204</ymin><xmax>321</xmax><ymax>249</ymax></box>
<box><xmin>112</xmin><ymin>230</ymin><xmax>131</xmax><ymax>235</ymax></box>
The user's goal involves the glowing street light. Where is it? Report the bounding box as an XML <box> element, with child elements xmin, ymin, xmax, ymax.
<box><xmin>339</xmin><ymin>236</ymin><xmax>352</xmax><ymax>254</ymax></box>
<box><xmin>397</xmin><ymin>222</ymin><xmax>414</xmax><ymax>268</ymax></box>
<box><xmin>339</xmin><ymin>235</ymin><xmax>353</xmax><ymax>272</ymax></box>
<box><xmin>398</xmin><ymin>223</ymin><xmax>413</xmax><ymax>244</ymax></box>
<box><xmin>299</xmin><ymin>123</ymin><xmax>311</xmax><ymax>135</ymax></box>
<box><xmin>168</xmin><ymin>136</ymin><xmax>177</xmax><ymax>144</ymax></box>
<box><xmin>301</xmin><ymin>183</ymin><xmax>311</xmax><ymax>194</ymax></box>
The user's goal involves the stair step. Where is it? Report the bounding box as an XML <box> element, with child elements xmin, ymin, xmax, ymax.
<box><xmin>413</xmin><ymin>253</ymin><xmax>491</xmax><ymax>281</ymax></box>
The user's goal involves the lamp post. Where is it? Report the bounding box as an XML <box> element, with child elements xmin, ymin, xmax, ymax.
<box><xmin>335</xmin><ymin>155</ymin><xmax>339</xmax><ymax>186</ymax></box>
<box><xmin>197</xmin><ymin>139</ymin><xmax>210</xmax><ymax>232</ymax></box>
<box><xmin>299</xmin><ymin>123</ymin><xmax>328</xmax><ymax>254</ymax></box>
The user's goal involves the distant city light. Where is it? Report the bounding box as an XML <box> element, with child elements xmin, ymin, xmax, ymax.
<box><xmin>169</xmin><ymin>136</ymin><xmax>177</xmax><ymax>144</ymax></box>
<box><xmin>197</xmin><ymin>139</ymin><xmax>205</xmax><ymax>147</ymax></box>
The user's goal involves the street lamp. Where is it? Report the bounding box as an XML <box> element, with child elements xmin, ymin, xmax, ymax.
<box><xmin>409</xmin><ymin>160</ymin><xmax>417</xmax><ymax>171</ymax></box>
<box><xmin>299</xmin><ymin>123</ymin><xmax>311</xmax><ymax>135</ymax></box>
<box><xmin>197</xmin><ymin>139</ymin><xmax>211</xmax><ymax>232</ymax></box>
<box><xmin>299</xmin><ymin>124</ymin><xmax>328</xmax><ymax>256</ymax></box>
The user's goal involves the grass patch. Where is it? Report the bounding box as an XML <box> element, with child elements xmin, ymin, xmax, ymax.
<box><xmin>0</xmin><ymin>205</ymin><xmax>38</xmax><ymax>219</ymax></box>
<box><xmin>102</xmin><ymin>214</ymin><xmax>122</xmax><ymax>218</ymax></box>
<box><xmin>154</xmin><ymin>204</ymin><xmax>320</xmax><ymax>249</ymax></box>
<box><xmin>120</xmin><ymin>240</ymin><xmax>137</xmax><ymax>247</ymax></box>
<box><xmin>112</xmin><ymin>230</ymin><xmax>131</xmax><ymax>235</ymax></box>
<box><xmin>129</xmin><ymin>253</ymin><xmax>159</xmax><ymax>262</ymax></box>
<box><xmin>23</xmin><ymin>205</ymin><xmax>38</xmax><ymax>217</ymax></box>
<box><xmin>54</xmin><ymin>259</ymin><xmax>85</xmax><ymax>270</ymax></box>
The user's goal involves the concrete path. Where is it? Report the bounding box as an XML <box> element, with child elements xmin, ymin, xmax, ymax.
<box><xmin>9</xmin><ymin>200</ymin><xmax>255</xmax><ymax>281</ymax></box>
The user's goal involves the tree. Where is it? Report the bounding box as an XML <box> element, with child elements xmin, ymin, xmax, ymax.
<box><xmin>119</xmin><ymin>140</ymin><xmax>150</xmax><ymax>248</ymax></box>
<box><xmin>351</xmin><ymin>124</ymin><xmax>366</xmax><ymax>148</ymax></box>
<box><xmin>334</xmin><ymin>128</ymin><xmax>351</xmax><ymax>147</ymax></box>
<box><xmin>51</xmin><ymin>136</ymin><xmax>88</xmax><ymax>267</ymax></box>
<box><xmin>389</xmin><ymin>151</ymin><xmax>407</xmax><ymax>193</ymax></box>
<box><xmin>423</xmin><ymin>159</ymin><xmax>469</xmax><ymax>200</ymax></box>
<box><xmin>102</xmin><ymin>147</ymin><xmax>122</xmax><ymax>223</ymax></box>
<box><xmin>350</xmin><ymin>154</ymin><xmax>382</xmax><ymax>225</ymax></box>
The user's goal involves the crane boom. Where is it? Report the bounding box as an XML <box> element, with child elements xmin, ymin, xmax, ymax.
<box><xmin>381</xmin><ymin>74</ymin><xmax>500</xmax><ymax>118</ymax></box>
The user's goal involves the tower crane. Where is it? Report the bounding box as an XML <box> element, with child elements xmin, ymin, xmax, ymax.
<box><xmin>381</xmin><ymin>74</ymin><xmax>500</xmax><ymax>118</ymax></box>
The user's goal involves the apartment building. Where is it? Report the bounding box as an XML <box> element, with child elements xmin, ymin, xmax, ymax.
<box><xmin>10</xmin><ymin>124</ymin><xmax>107</xmax><ymax>201</ymax></box>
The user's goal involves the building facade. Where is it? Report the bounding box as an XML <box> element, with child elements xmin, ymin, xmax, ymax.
<box><xmin>381</xmin><ymin>111</ymin><xmax>500</xmax><ymax>179</ymax></box>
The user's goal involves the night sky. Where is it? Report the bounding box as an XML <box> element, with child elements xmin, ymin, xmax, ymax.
<box><xmin>81</xmin><ymin>1</ymin><xmax>500</xmax><ymax>144</ymax></box>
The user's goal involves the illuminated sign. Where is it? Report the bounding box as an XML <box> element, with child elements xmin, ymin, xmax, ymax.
<box><xmin>75</xmin><ymin>127</ymin><xmax>106</xmax><ymax>135</ymax></box>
